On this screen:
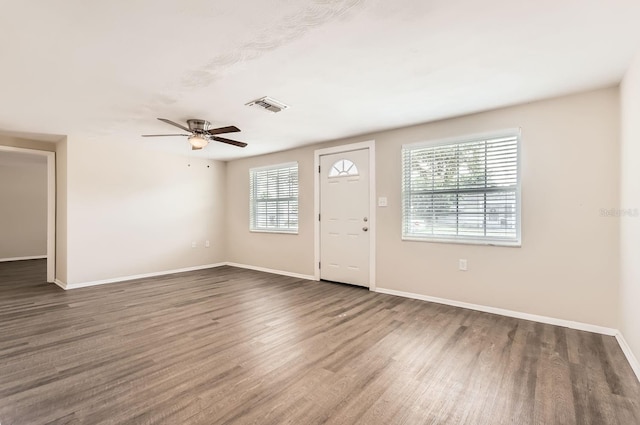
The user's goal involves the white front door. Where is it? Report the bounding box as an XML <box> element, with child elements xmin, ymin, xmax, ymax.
<box><xmin>320</xmin><ymin>149</ymin><xmax>370</xmax><ymax>287</ymax></box>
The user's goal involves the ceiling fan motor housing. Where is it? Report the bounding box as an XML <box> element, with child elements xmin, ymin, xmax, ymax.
<box><xmin>187</xmin><ymin>119</ymin><xmax>212</xmax><ymax>133</ymax></box>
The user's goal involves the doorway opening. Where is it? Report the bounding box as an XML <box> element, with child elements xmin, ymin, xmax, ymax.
<box><xmin>0</xmin><ymin>146</ymin><xmax>55</xmax><ymax>283</ymax></box>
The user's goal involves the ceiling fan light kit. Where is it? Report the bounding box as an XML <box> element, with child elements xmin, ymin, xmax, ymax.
<box><xmin>142</xmin><ymin>118</ymin><xmax>247</xmax><ymax>150</ymax></box>
<box><xmin>188</xmin><ymin>135</ymin><xmax>209</xmax><ymax>149</ymax></box>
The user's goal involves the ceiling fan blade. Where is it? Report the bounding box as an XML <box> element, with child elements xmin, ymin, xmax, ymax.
<box><xmin>157</xmin><ymin>118</ymin><xmax>191</xmax><ymax>132</ymax></box>
<box><xmin>212</xmin><ymin>136</ymin><xmax>247</xmax><ymax>148</ymax></box>
<box><xmin>142</xmin><ymin>134</ymin><xmax>190</xmax><ymax>137</ymax></box>
<box><xmin>206</xmin><ymin>125</ymin><xmax>240</xmax><ymax>136</ymax></box>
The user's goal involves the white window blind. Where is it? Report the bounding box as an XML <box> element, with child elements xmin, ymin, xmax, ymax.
<box><xmin>250</xmin><ymin>162</ymin><xmax>299</xmax><ymax>233</ymax></box>
<box><xmin>402</xmin><ymin>132</ymin><xmax>520</xmax><ymax>245</ymax></box>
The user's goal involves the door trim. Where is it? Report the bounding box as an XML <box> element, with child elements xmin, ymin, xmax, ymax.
<box><xmin>0</xmin><ymin>145</ymin><xmax>56</xmax><ymax>283</ymax></box>
<box><xmin>314</xmin><ymin>140</ymin><xmax>376</xmax><ymax>290</ymax></box>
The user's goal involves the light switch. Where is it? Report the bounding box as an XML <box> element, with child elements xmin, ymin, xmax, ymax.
<box><xmin>459</xmin><ymin>259</ymin><xmax>468</xmax><ymax>271</ymax></box>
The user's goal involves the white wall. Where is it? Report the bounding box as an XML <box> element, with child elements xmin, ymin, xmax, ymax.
<box><xmin>620</xmin><ymin>53</ymin><xmax>640</xmax><ymax>370</ymax></box>
<box><xmin>64</xmin><ymin>138</ymin><xmax>227</xmax><ymax>285</ymax></box>
<box><xmin>0</xmin><ymin>152</ymin><xmax>47</xmax><ymax>260</ymax></box>
<box><xmin>227</xmin><ymin>87</ymin><xmax>620</xmax><ymax>328</ymax></box>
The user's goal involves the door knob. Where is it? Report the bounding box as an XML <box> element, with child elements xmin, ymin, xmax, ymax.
<box><xmin>363</xmin><ymin>226</ymin><xmax>369</xmax><ymax>232</ymax></box>
<box><xmin>363</xmin><ymin>217</ymin><xmax>368</xmax><ymax>222</ymax></box>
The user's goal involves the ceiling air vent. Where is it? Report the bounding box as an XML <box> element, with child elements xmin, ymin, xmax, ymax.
<box><xmin>245</xmin><ymin>96</ymin><xmax>289</xmax><ymax>113</ymax></box>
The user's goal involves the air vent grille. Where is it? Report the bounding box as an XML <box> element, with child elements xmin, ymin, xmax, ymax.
<box><xmin>245</xmin><ymin>96</ymin><xmax>289</xmax><ymax>113</ymax></box>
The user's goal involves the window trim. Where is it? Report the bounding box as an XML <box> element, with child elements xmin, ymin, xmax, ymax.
<box><xmin>401</xmin><ymin>129</ymin><xmax>522</xmax><ymax>247</ymax></box>
<box><xmin>249</xmin><ymin>161</ymin><xmax>299</xmax><ymax>234</ymax></box>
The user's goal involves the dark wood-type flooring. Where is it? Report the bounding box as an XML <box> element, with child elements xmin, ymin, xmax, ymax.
<box><xmin>1</xmin><ymin>260</ymin><xmax>639</xmax><ymax>424</ymax></box>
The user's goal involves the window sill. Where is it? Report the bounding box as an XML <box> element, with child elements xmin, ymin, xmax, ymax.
<box><xmin>250</xmin><ymin>229</ymin><xmax>299</xmax><ymax>235</ymax></box>
<box><xmin>402</xmin><ymin>236</ymin><xmax>521</xmax><ymax>247</ymax></box>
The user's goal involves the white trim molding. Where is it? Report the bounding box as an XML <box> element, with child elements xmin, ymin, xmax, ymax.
<box><xmin>314</xmin><ymin>140</ymin><xmax>377</xmax><ymax>290</ymax></box>
<box><xmin>56</xmin><ymin>263</ymin><xmax>227</xmax><ymax>290</ymax></box>
<box><xmin>375</xmin><ymin>287</ymin><xmax>618</xmax><ymax>336</ymax></box>
<box><xmin>53</xmin><ymin>279</ymin><xmax>68</xmax><ymax>290</ymax></box>
<box><xmin>615</xmin><ymin>332</ymin><xmax>640</xmax><ymax>383</ymax></box>
<box><xmin>225</xmin><ymin>262</ymin><xmax>315</xmax><ymax>280</ymax></box>
<box><xmin>46</xmin><ymin>151</ymin><xmax>55</xmax><ymax>283</ymax></box>
<box><xmin>0</xmin><ymin>255</ymin><xmax>47</xmax><ymax>262</ymax></box>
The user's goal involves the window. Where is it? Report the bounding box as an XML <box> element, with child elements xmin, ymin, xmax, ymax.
<box><xmin>250</xmin><ymin>162</ymin><xmax>299</xmax><ymax>233</ymax></box>
<box><xmin>402</xmin><ymin>131</ymin><xmax>520</xmax><ymax>245</ymax></box>
<box><xmin>328</xmin><ymin>159</ymin><xmax>359</xmax><ymax>177</ymax></box>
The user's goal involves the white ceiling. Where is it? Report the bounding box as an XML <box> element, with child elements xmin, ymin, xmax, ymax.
<box><xmin>2</xmin><ymin>0</ymin><xmax>639</xmax><ymax>160</ymax></box>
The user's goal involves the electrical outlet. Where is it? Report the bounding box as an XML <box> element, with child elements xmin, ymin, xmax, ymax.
<box><xmin>191</xmin><ymin>241</ymin><xmax>197</xmax><ymax>248</ymax></box>
<box><xmin>459</xmin><ymin>259</ymin><xmax>468</xmax><ymax>271</ymax></box>
<box><xmin>205</xmin><ymin>240</ymin><xmax>210</xmax><ymax>248</ymax></box>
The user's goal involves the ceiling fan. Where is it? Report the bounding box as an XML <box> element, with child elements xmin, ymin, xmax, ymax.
<box><xmin>142</xmin><ymin>118</ymin><xmax>247</xmax><ymax>150</ymax></box>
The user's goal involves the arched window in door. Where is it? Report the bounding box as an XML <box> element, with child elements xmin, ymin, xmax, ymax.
<box><xmin>328</xmin><ymin>159</ymin><xmax>358</xmax><ymax>177</ymax></box>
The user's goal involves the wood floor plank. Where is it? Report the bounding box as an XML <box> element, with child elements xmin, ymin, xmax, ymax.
<box><xmin>1</xmin><ymin>259</ymin><xmax>639</xmax><ymax>425</ymax></box>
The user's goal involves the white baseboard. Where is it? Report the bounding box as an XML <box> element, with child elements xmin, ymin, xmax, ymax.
<box><xmin>225</xmin><ymin>262</ymin><xmax>316</xmax><ymax>281</ymax></box>
<box><xmin>54</xmin><ymin>262</ymin><xmax>314</xmax><ymax>291</ymax></box>
<box><xmin>375</xmin><ymin>287</ymin><xmax>618</xmax><ymax>336</ymax></box>
<box><xmin>0</xmin><ymin>255</ymin><xmax>47</xmax><ymax>262</ymax></box>
<box><xmin>615</xmin><ymin>332</ymin><xmax>640</xmax><ymax>383</ymax></box>
<box><xmin>58</xmin><ymin>263</ymin><xmax>227</xmax><ymax>290</ymax></box>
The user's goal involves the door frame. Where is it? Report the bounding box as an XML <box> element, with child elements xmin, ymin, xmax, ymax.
<box><xmin>0</xmin><ymin>145</ymin><xmax>56</xmax><ymax>283</ymax></box>
<box><xmin>314</xmin><ymin>140</ymin><xmax>376</xmax><ymax>290</ymax></box>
